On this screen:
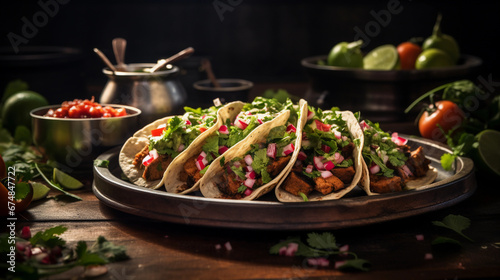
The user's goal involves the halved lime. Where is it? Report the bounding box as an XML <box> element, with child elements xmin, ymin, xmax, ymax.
<box><xmin>476</xmin><ymin>129</ymin><xmax>500</xmax><ymax>177</ymax></box>
<box><xmin>53</xmin><ymin>168</ymin><xmax>84</xmax><ymax>190</ymax></box>
<box><xmin>31</xmin><ymin>182</ymin><xmax>50</xmax><ymax>201</ymax></box>
<box><xmin>363</xmin><ymin>44</ymin><xmax>399</xmax><ymax>70</ymax></box>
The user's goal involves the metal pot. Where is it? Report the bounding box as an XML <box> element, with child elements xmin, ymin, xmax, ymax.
<box><xmin>99</xmin><ymin>64</ymin><xmax>187</xmax><ymax>127</ymax></box>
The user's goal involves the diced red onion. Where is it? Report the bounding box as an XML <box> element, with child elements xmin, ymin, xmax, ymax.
<box><xmin>286</xmin><ymin>242</ymin><xmax>299</xmax><ymax>257</ymax></box>
<box><xmin>305</xmin><ymin>165</ymin><xmax>314</xmax><ymax>173</ymax></box>
<box><xmin>323</xmin><ymin>161</ymin><xmax>335</xmax><ymax>171</ymax></box>
<box><xmin>424</xmin><ymin>253</ymin><xmax>433</xmax><ymax>260</ymax></box>
<box><xmin>244</xmin><ymin>154</ymin><xmax>253</xmax><ymax>166</ymax></box>
<box><xmin>197</xmin><ymin>151</ymin><xmax>207</xmax><ymax>161</ymax></box>
<box><xmin>359</xmin><ymin>120</ymin><xmax>370</xmax><ymax>131</ymax></box>
<box><xmin>21</xmin><ymin>226</ymin><xmax>31</xmax><ymax>240</ymax></box>
<box><xmin>286</xmin><ymin>123</ymin><xmax>296</xmax><ymax>133</ymax></box>
<box><xmin>320</xmin><ymin>170</ymin><xmax>333</xmax><ymax>178</ymax></box>
<box><xmin>245</xmin><ymin>171</ymin><xmax>257</xmax><ymax>179</ymax></box>
<box><xmin>313</xmin><ymin>156</ymin><xmax>324</xmax><ymax>170</ymax></box>
<box><xmin>218</xmin><ymin>125</ymin><xmax>229</xmax><ymax>134</ymax></box>
<box><xmin>244</xmin><ymin>178</ymin><xmax>256</xmax><ymax>188</ymax></box>
<box><xmin>267</xmin><ymin>143</ymin><xmax>277</xmax><ymax>159</ymax></box>
<box><xmin>224</xmin><ymin>241</ymin><xmax>232</xmax><ymax>251</ymax></box>
<box><xmin>218</xmin><ymin>146</ymin><xmax>228</xmax><ymax>155</ymax></box>
<box><xmin>177</xmin><ymin>144</ymin><xmax>185</xmax><ymax>152</ymax></box>
<box><xmin>195</xmin><ymin>159</ymin><xmax>206</xmax><ymax>171</ymax></box>
<box><xmin>308</xmin><ymin>257</ymin><xmax>330</xmax><ymax>267</ymax></box>
<box><xmin>370</xmin><ymin>163</ymin><xmax>380</xmax><ymax>174</ymax></box>
<box><xmin>334</xmin><ymin>260</ymin><xmax>347</xmax><ymax>269</ymax></box>
<box><xmin>402</xmin><ymin>165</ymin><xmax>414</xmax><ymax>177</ymax></box>
<box><xmin>297</xmin><ymin>151</ymin><xmax>307</xmax><ymax>161</ymax></box>
<box><xmin>215</xmin><ymin>244</ymin><xmax>222</xmax><ymax>250</ymax></box>
<box><xmin>307</xmin><ymin>109</ymin><xmax>315</xmax><ymax>120</ymax></box>
<box><xmin>244</xmin><ymin>188</ymin><xmax>253</xmax><ymax>196</ymax></box>
<box><xmin>416</xmin><ymin>234</ymin><xmax>424</xmax><ymax>241</ymax></box>
<box><xmin>334</xmin><ymin>130</ymin><xmax>342</xmax><ymax>139</ymax></box>
<box><xmin>185</xmin><ymin>119</ymin><xmax>192</xmax><ymax>125</ymax></box>
<box><xmin>278</xmin><ymin>246</ymin><xmax>287</xmax><ymax>256</ymax></box>
<box><xmin>321</xmin><ymin>144</ymin><xmax>331</xmax><ymax>153</ymax></box>
<box><xmin>233</xmin><ymin>161</ymin><xmax>241</xmax><ymax>168</ymax></box>
<box><xmin>244</xmin><ymin>165</ymin><xmax>253</xmax><ymax>172</ymax></box>
<box><xmin>257</xmin><ymin>119</ymin><xmax>263</xmax><ymax>124</ymax></box>
<box><xmin>334</xmin><ymin>152</ymin><xmax>344</xmax><ymax>164</ymax></box>
<box><xmin>282</xmin><ymin>143</ymin><xmax>295</xmax><ymax>156</ymax></box>
<box><xmin>235</xmin><ymin>119</ymin><xmax>248</xmax><ymax>130</ymax></box>
<box><xmin>339</xmin><ymin>244</ymin><xmax>349</xmax><ymax>256</ymax></box>
<box><xmin>391</xmin><ymin>132</ymin><xmax>408</xmax><ymax>146</ymax></box>
<box><xmin>142</xmin><ymin>155</ymin><xmax>153</xmax><ymax>166</ymax></box>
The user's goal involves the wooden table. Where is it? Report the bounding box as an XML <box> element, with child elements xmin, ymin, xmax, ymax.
<box><xmin>11</xmin><ymin>153</ymin><xmax>500</xmax><ymax>279</ymax></box>
<box><xmin>8</xmin><ymin>83</ymin><xmax>500</xmax><ymax>279</ymax></box>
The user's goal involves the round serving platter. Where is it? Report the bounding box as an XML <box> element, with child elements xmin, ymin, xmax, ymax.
<box><xmin>92</xmin><ymin>135</ymin><xmax>476</xmax><ymax>230</ymax></box>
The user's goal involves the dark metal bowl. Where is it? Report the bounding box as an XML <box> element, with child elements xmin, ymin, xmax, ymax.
<box><xmin>301</xmin><ymin>54</ymin><xmax>483</xmax><ymax>122</ymax></box>
<box><xmin>31</xmin><ymin>105</ymin><xmax>141</xmax><ymax>171</ymax></box>
<box><xmin>192</xmin><ymin>79</ymin><xmax>253</xmax><ymax>108</ymax></box>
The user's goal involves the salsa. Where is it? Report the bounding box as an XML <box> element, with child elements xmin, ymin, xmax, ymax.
<box><xmin>44</xmin><ymin>97</ymin><xmax>127</xmax><ymax>118</ymax></box>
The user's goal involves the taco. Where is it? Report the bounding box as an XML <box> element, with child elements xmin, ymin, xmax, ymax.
<box><xmin>163</xmin><ymin>97</ymin><xmax>300</xmax><ymax>194</ymax></box>
<box><xmin>358</xmin><ymin>119</ymin><xmax>438</xmax><ymax>195</ymax></box>
<box><xmin>199</xmin><ymin>99</ymin><xmax>308</xmax><ymax>200</ymax></box>
<box><xmin>275</xmin><ymin>108</ymin><xmax>364</xmax><ymax>202</ymax></box>
<box><xmin>118</xmin><ymin>105</ymin><xmax>220</xmax><ymax>189</ymax></box>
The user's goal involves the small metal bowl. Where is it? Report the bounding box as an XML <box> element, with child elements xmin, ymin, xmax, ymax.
<box><xmin>192</xmin><ymin>79</ymin><xmax>253</xmax><ymax>108</ymax></box>
<box><xmin>30</xmin><ymin>104</ymin><xmax>141</xmax><ymax>171</ymax></box>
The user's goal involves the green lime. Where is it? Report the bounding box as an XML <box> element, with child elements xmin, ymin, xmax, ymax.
<box><xmin>1</xmin><ymin>90</ymin><xmax>48</xmax><ymax>134</ymax></box>
<box><xmin>327</xmin><ymin>40</ymin><xmax>364</xmax><ymax>68</ymax></box>
<box><xmin>31</xmin><ymin>182</ymin><xmax>50</xmax><ymax>201</ymax></box>
<box><xmin>415</xmin><ymin>48</ymin><xmax>454</xmax><ymax>69</ymax></box>
<box><xmin>363</xmin><ymin>44</ymin><xmax>399</xmax><ymax>70</ymax></box>
<box><xmin>53</xmin><ymin>168</ymin><xmax>84</xmax><ymax>190</ymax></box>
<box><xmin>475</xmin><ymin>130</ymin><xmax>500</xmax><ymax>177</ymax></box>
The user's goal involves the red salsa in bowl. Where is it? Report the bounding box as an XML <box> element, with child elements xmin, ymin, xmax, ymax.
<box><xmin>44</xmin><ymin>97</ymin><xmax>127</xmax><ymax>118</ymax></box>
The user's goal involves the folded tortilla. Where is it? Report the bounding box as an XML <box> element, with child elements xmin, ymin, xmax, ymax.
<box><xmin>199</xmin><ymin>99</ymin><xmax>308</xmax><ymax>200</ymax></box>
<box><xmin>274</xmin><ymin>110</ymin><xmax>364</xmax><ymax>202</ymax></box>
<box><xmin>162</xmin><ymin>101</ymin><xmax>245</xmax><ymax>194</ymax></box>
<box><xmin>118</xmin><ymin>104</ymin><xmax>231</xmax><ymax>189</ymax></box>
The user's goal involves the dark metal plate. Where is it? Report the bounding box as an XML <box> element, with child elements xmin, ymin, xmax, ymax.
<box><xmin>92</xmin><ymin>135</ymin><xmax>476</xmax><ymax>230</ymax></box>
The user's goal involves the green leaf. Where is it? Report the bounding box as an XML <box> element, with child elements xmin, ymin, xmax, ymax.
<box><xmin>34</xmin><ymin>163</ymin><xmax>82</xmax><ymax>201</ymax></box>
<box><xmin>440</xmin><ymin>153</ymin><xmax>456</xmax><ymax>171</ymax></box>
<box><xmin>30</xmin><ymin>225</ymin><xmax>67</xmax><ymax>248</ymax></box>
<box><xmin>337</xmin><ymin>259</ymin><xmax>372</xmax><ymax>272</ymax></box>
<box><xmin>307</xmin><ymin>232</ymin><xmax>338</xmax><ymax>250</ymax></box>
<box><xmin>431</xmin><ymin>236</ymin><xmax>462</xmax><ymax>247</ymax></box>
<box><xmin>93</xmin><ymin>159</ymin><xmax>109</xmax><ymax>168</ymax></box>
<box><xmin>89</xmin><ymin>236</ymin><xmax>129</xmax><ymax>262</ymax></box>
<box><xmin>14</xmin><ymin>182</ymin><xmax>32</xmax><ymax>201</ymax></box>
<box><xmin>299</xmin><ymin>192</ymin><xmax>309</xmax><ymax>202</ymax></box>
<box><xmin>432</xmin><ymin>214</ymin><xmax>474</xmax><ymax>242</ymax></box>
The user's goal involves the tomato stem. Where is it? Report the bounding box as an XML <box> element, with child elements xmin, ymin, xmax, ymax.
<box><xmin>404</xmin><ymin>82</ymin><xmax>452</xmax><ymax>114</ymax></box>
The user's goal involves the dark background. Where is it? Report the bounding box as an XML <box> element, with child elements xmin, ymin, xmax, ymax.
<box><xmin>1</xmin><ymin>0</ymin><xmax>499</xmax><ymax>104</ymax></box>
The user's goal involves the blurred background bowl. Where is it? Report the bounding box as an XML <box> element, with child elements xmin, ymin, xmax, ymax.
<box><xmin>31</xmin><ymin>104</ymin><xmax>141</xmax><ymax>170</ymax></box>
<box><xmin>301</xmin><ymin>54</ymin><xmax>483</xmax><ymax>122</ymax></box>
<box><xmin>192</xmin><ymin>79</ymin><xmax>253</xmax><ymax>108</ymax></box>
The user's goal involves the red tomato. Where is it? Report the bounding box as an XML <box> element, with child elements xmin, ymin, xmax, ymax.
<box><xmin>397</xmin><ymin>42</ymin><xmax>422</xmax><ymax>70</ymax></box>
<box><xmin>418</xmin><ymin>100</ymin><xmax>465</xmax><ymax>142</ymax></box>
<box><xmin>44</xmin><ymin>97</ymin><xmax>128</xmax><ymax>118</ymax></box>
<box><xmin>199</xmin><ymin>127</ymin><xmax>208</xmax><ymax>133</ymax></box>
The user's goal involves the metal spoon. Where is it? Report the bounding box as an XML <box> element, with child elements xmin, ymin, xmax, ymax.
<box><xmin>112</xmin><ymin>37</ymin><xmax>127</xmax><ymax>71</ymax></box>
<box><xmin>93</xmin><ymin>48</ymin><xmax>117</xmax><ymax>72</ymax></box>
<box><xmin>147</xmin><ymin>47</ymin><xmax>195</xmax><ymax>73</ymax></box>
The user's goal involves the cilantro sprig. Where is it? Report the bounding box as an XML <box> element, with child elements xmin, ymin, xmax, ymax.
<box><xmin>1</xmin><ymin>225</ymin><xmax>129</xmax><ymax>279</ymax></box>
<box><xmin>270</xmin><ymin>232</ymin><xmax>371</xmax><ymax>271</ymax></box>
<box><xmin>432</xmin><ymin>214</ymin><xmax>474</xmax><ymax>245</ymax></box>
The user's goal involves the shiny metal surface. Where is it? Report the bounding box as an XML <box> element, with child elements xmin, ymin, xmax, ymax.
<box><xmin>31</xmin><ymin>105</ymin><xmax>141</xmax><ymax>171</ymax></box>
<box><xmin>99</xmin><ymin>63</ymin><xmax>187</xmax><ymax>127</ymax></box>
<box><xmin>301</xmin><ymin>55</ymin><xmax>483</xmax><ymax>122</ymax></box>
<box><xmin>93</xmin><ymin>135</ymin><xmax>476</xmax><ymax>230</ymax></box>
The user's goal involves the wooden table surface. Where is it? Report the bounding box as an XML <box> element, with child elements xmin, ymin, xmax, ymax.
<box><xmin>7</xmin><ymin>83</ymin><xmax>500</xmax><ymax>279</ymax></box>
